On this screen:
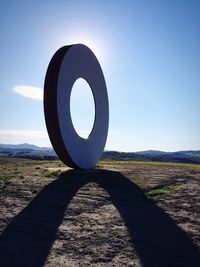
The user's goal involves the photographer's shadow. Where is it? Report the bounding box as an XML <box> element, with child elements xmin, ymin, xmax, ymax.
<box><xmin>0</xmin><ymin>169</ymin><xmax>199</xmax><ymax>267</ymax></box>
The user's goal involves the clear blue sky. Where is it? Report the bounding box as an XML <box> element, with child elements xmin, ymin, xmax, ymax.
<box><xmin>0</xmin><ymin>0</ymin><xmax>200</xmax><ymax>151</ymax></box>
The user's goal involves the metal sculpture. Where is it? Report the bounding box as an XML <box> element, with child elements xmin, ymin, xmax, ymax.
<box><xmin>44</xmin><ymin>44</ymin><xmax>109</xmax><ymax>169</ymax></box>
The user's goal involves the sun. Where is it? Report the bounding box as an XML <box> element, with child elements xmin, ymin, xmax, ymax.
<box><xmin>55</xmin><ymin>30</ymin><xmax>109</xmax><ymax>68</ymax></box>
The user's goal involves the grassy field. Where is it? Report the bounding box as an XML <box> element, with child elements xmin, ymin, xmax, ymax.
<box><xmin>100</xmin><ymin>159</ymin><xmax>200</xmax><ymax>168</ymax></box>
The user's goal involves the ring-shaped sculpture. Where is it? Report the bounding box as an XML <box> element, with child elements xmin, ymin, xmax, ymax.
<box><xmin>44</xmin><ymin>44</ymin><xmax>109</xmax><ymax>169</ymax></box>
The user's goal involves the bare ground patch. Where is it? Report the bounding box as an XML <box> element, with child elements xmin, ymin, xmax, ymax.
<box><xmin>0</xmin><ymin>158</ymin><xmax>199</xmax><ymax>266</ymax></box>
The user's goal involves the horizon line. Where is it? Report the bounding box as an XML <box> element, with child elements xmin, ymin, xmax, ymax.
<box><xmin>0</xmin><ymin>142</ymin><xmax>200</xmax><ymax>153</ymax></box>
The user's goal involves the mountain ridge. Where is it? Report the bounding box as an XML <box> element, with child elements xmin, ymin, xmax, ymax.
<box><xmin>0</xmin><ymin>143</ymin><xmax>200</xmax><ymax>164</ymax></box>
<box><xmin>0</xmin><ymin>143</ymin><xmax>51</xmax><ymax>151</ymax></box>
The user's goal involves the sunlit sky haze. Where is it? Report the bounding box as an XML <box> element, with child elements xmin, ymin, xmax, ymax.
<box><xmin>0</xmin><ymin>1</ymin><xmax>200</xmax><ymax>152</ymax></box>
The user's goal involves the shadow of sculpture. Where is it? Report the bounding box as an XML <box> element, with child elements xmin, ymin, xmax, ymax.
<box><xmin>0</xmin><ymin>169</ymin><xmax>199</xmax><ymax>266</ymax></box>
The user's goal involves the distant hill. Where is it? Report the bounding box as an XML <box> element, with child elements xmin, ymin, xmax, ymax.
<box><xmin>0</xmin><ymin>143</ymin><xmax>57</xmax><ymax>160</ymax></box>
<box><xmin>0</xmin><ymin>143</ymin><xmax>51</xmax><ymax>151</ymax></box>
<box><xmin>102</xmin><ymin>150</ymin><xmax>200</xmax><ymax>164</ymax></box>
<box><xmin>0</xmin><ymin>143</ymin><xmax>200</xmax><ymax>164</ymax></box>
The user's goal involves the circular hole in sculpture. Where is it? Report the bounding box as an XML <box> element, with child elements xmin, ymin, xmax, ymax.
<box><xmin>70</xmin><ymin>78</ymin><xmax>95</xmax><ymax>139</ymax></box>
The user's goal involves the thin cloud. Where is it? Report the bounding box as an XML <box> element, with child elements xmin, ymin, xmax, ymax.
<box><xmin>14</xmin><ymin>85</ymin><xmax>43</xmax><ymax>101</ymax></box>
<box><xmin>0</xmin><ymin>130</ymin><xmax>48</xmax><ymax>138</ymax></box>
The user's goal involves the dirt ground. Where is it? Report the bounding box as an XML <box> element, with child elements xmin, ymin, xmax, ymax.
<box><xmin>0</xmin><ymin>157</ymin><xmax>199</xmax><ymax>267</ymax></box>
